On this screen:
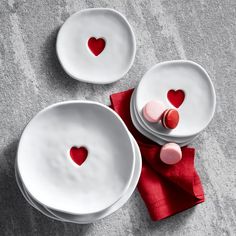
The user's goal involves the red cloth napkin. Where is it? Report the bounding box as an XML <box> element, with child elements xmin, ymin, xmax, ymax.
<box><xmin>110</xmin><ymin>89</ymin><xmax>205</xmax><ymax>221</ymax></box>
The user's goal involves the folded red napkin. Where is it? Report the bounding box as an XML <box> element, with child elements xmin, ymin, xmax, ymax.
<box><xmin>110</xmin><ymin>89</ymin><xmax>204</xmax><ymax>221</ymax></box>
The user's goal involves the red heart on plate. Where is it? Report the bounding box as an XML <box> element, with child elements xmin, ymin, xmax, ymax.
<box><xmin>88</xmin><ymin>37</ymin><xmax>106</xmax><ymax>56</ymax></box>
<box><xmin>167</xmin><ymin>89</ymin><xmax>185</xmax><ymax>108</ymax></box>
<box><xmin>70</xmin><ymin>146</ymin><xmax>88</xmax><ymax>166</ymax></box>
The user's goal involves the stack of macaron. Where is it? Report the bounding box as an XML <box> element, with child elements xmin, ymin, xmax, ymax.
<box><xmin>130</xmin><ymin>60</ymin><xmax>216</xmax><ymax>164</ymax></box>
<box><xmin>142</xmin><ymin>100</ymin><xmax>180</xmax><ymax>129</ymax></box>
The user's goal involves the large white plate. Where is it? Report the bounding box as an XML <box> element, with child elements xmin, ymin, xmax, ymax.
<box><xmin>17</xmin><ymin>101</ymin><xmax>135</xmax><ymax>215</ymax></box>
<box><xmin>135</xmin><ymin>60</ymin><xmax>216</xmax><ymax>137</ymax></box>
<box><xmin>15</xmin><ymin>134</ymin><xmax>142</xmax><ymax>224</ymax></box>
<box><xmin>56</xmin><ymin>8</ymin><xmax>136</xmax><ymax>84</ymax></box>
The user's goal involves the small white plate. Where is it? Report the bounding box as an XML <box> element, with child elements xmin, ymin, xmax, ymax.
<box><xmin>56</xmin><ymin>8</ymin><xmax>136</xmax><ymax>84</ymax></box>
<box><xmin>15</xmin><ymin>134</ymin><xmax>142</xmax><ymax>224</ymax></box>
<box><xmin>135</xmin><ymin>60</ymin><xmax>216</xmax><ymax>137</ymax></box>
<box><xmin>17</xmin><ymin>101</ymin><xmax>135</xmax><ymax>215</ymax></box>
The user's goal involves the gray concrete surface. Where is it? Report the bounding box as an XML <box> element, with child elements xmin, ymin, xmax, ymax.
<box><xmin>0</xmin><ymin>0</ymin><xmax>236</xmax><ymax>235</ymax></box>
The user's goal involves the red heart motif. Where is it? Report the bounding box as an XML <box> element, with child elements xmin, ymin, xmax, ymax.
<box><xmin>88</xmin><ymin>37</ymin><xmax>106</xmax><ymax>56</ymax></box>
<box><xmin>70</xmin><ymin>146</ymin><xmax>88</xmax><ymax>166</ymax></box>
<box><xmin>167</xmin><ymin>89</ymin><xmax>185</xmax><ymax>108</ymax></box>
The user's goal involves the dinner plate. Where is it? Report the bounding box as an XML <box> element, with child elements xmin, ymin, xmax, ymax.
<box><xmin>17</xmin><ymin>101</ymin><xmax>135</xmax><ymax>215</ymax></box>
<box><xmin>56</xmin><ymin>8</ymin><xmax>136</xmax><ymax>84</ymax></box>
<box><xmin>15</xmin><ymin>134</ymin><xmax>142</xmax><ymax>224</ymax></box>
<box><xmin>135</xmin><ymin>60</ymin><xmax>216</xmax><ymax>137</ymax></box>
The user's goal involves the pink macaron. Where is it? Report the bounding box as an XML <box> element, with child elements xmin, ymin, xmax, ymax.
<box><xmin>160</xmin><ymin>143</ymin><xmax>182</xmax><ymax>165</ymax></box>
<box><xmin>142</xmin><ymin>100</ymin><xmax>165</xmax><ymax>123</ymax></box>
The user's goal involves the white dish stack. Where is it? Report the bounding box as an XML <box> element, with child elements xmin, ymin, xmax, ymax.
<box><xmin>16</xmin><ymin>101</ymin><xmax>141</xmax><ymax>223</ymax></box>
<box><xmin>130</xmin><ymin>60</ymin><xmax>216</xmax><ymax>147</ymax></box>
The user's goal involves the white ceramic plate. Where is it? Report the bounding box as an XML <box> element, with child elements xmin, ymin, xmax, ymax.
<box><xmin>135</xmin><ymin>60</ymin><xmax>216</xmax><ymax>137</ymax></box>
<box><xmin>56</xmin><ymin>8</ymin><xmax>136</xmax><ymax>84</ymax></box>
<box><xmin>15</xmin><ymin>134</ymin><xmax>142</xmax><ymax>224</ymax></box>
<box><xmin>17</xmin><ymin>101</ymin><xmax>135</xmax><ymax>215</ymax></box>
<box><xmin>130</xmin><ymin>92</ymin><xmax>195</xmax><ymax>146</ymax></box>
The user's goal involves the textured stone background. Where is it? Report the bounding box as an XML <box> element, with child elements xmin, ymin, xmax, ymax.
<box><xmin>0</xmin><ymin>0</ymin><xmax>236</xmax><ymax>235</ymax></box>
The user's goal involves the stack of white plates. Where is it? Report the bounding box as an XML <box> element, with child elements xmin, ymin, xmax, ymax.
<box><xmin>130</xmin><ymin>60</ymin><xmax>216</xmax><ymax>147</ymax></box>
<box><xmin>16</xmin><ymin>101</ymin><xmax>141</xmax><ymax>223</ymax></box>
